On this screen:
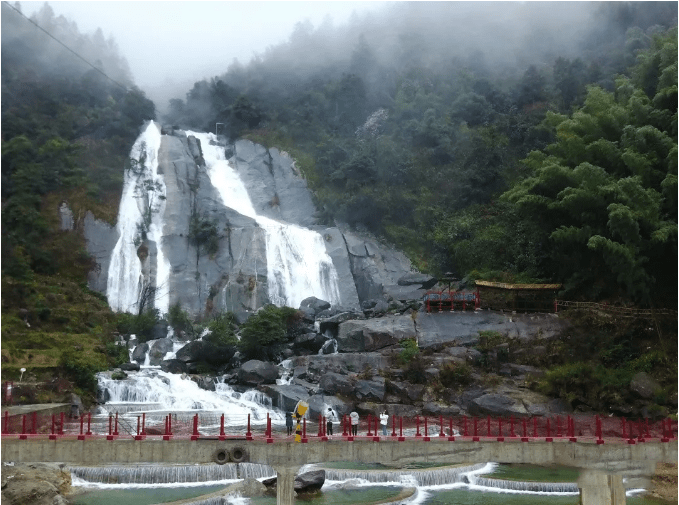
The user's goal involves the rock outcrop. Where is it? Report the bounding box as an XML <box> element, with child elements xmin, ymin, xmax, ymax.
<box><xmin>1</xmin><ymin>463</ymin><xmax>71</xmax><ymax>505</ymax></box>
<box><xmin>82</xmin><ymin>126</ymin><xmax>419</xmax><ymax>316</ymax></box>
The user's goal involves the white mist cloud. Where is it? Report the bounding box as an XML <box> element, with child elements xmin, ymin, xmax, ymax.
<box><xmin>17</xmin><ymin>1</ymin><xmax>384</xmax><ymax>89</ymax></box>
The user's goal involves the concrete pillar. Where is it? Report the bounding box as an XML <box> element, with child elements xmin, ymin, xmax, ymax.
<box><xmin>273</xmin><ymin>465</ymin><xmax>300</xmax><ymax>505</ymax></box>
<box><xmin>578</xmin><ymin>470</ymin><xmax>626</xmax><ymax>505</ymax></box>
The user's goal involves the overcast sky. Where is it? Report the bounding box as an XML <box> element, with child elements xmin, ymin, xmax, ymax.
<box><xmin>18</xmin><ymin>1</ymin><xmax>384</xmax><ymax>90</ymax></box>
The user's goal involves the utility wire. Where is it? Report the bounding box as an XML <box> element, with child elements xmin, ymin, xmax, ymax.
<box><xmin>4</xmin><ymin>1</ymin><xmax>130</xmax><ymax>92</ymax></box>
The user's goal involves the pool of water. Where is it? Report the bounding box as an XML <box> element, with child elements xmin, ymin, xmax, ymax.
<box><xmin>69</xmin><ymin>463</ymin><xmax>665</xmax><ymax>505</ymax></box>
<box><xmin>70</xmin><ymin>484</ymin><xmax>226</xmax><ymax>505</ymax></box>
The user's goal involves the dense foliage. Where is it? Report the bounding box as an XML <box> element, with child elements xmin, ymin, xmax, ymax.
<box><xmin>165</xmin><ymin>4</ymin><xmax>676</xmax><ymax>307</ymax></box>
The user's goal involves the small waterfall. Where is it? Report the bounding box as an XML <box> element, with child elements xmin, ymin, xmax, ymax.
<box><xmin>318</xmin><ymin>338</ymin><xmax>337</xmax><ymax>355</ymax></box>
<box><xmin>470</xmin><ymin>477</ymin><xmax>579</xmax><ymax>493</ymax></box>
<box><xmin>97</xmin><ymin>369</ymin><xmax>282</xmax><ymax>424</ymax></box>
<box><xmin>237</xmin><ymin>462</ymin><xmax>275</xmax><ymax>479</ymax></box>
<box><xmin>70</xmin><ymin>464</ymin><xmax>239</xmax><ymax>485</ymax></box>
<box><xmin>107</xmin><ymin>121</ymin><xmax>170</xmax><ymax>314</ymax></box>
<box><xmin>276</xmin><ymin>359</ymin><xmax>293</xmax><ymax>385</ymax></box>
<box><xmin>324</xmin><ymin>463</ymin><xmax>488</xmax><ymax>486</ymax></box>
<box><xmin>190</xmin><ymin>131</ymin><xmax>342</xmax><ymax>309</ymax></box>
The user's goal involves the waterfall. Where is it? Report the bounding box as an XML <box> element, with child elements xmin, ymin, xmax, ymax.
<box><xmin>188</xmin><ymin>131</ymin><xmax>341</xmax><ymax>309</ymax></box>
<box><xmin>107</xmin><ymin>121</ymin><xmax>170</xmax><ymax>314</ymax></box>
<box><xmin>469</xmin><ymin>477</ymin><xmax>579</xmax><ymax>493</ymax></box>
<box><xmin>324</xmin><ymin>463</ymin><xmax>488</xmax><ymax>486</ymax></box>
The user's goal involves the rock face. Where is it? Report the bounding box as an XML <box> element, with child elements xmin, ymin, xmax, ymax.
<box><xmin>82</xmin><ymin>127</ymin><xmax>420</xmax><ymax>316</ymax></box>
<box><xmin>336</xmin><ymin>316</ymin><xmax>416</xmax><ymax>352</ymax></box>
<box><xmin>237</xmin><ymin>360</ymin><xmax>279</xmax><ymax>386</ymax></box>
<box><xmin>417</xmin><ymin>311</ymin><xmax>567</xmax><ymax>348</ymax></box>
<box><xmin>1</xmin><ymin>463</ymin><xmax>71</xmax><ymax>505</ymax></box>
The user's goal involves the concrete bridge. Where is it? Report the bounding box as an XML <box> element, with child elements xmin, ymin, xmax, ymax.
<box><xmin>2</xmin><ymin>436</ymin><xmax>675</xmax><ymax>505</ymax></box>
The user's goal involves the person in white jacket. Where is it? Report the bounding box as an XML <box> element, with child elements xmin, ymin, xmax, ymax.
<box><xmin>379</xmin><ymin>410</ymin><xmax>389</xmax><ymax>436</ymax></box>
<box><xmin>350</xmin><ymin>411</ymin><xmax>359</xmax><ymax>436</ymax></box>
<box><xmin>326</xmin><ymin>407</ymin><xmax>336</xmax><ymax>436</ymax></box>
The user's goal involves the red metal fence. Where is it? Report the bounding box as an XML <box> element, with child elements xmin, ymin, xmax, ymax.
<box><xmin>2</xmin><ymin>411</ymin><xmax>676</xmax><ymax>445</ymax></box>
<box><xmin>425</xmin><ymin>290</ymin><xmax>480</xmax><ymax>313</ymax></box>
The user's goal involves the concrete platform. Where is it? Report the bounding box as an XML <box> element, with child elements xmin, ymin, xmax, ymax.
<box><xmin>1</xmin><ymin>404</ymin><xmax>70</xmax><ymax>416</ymax></box>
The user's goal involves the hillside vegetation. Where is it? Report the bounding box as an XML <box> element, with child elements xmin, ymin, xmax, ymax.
<box><xmin>1</xmin><ymin>3</ymin><xmax>154</xmax><ymax>397</ymax></box>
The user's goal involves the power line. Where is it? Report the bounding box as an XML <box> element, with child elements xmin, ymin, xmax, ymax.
<box><xmin>4</xmin><ymin>2</ymin><xmax>130</xmax><ymax>92</ymax></box>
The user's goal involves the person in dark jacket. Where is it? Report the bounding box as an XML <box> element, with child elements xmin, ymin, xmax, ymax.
<box><xmin>286</xmin><ymin>411</ymin><xmax>293</xmax><ymax>436</ymax></box>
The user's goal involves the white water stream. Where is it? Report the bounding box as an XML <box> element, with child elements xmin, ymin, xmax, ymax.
<box><xmin>187</xmin><ymin>131</ymin><xmax>341</xmax><ymax>310</ymax></box>
<box><xmin>107</xmin><ymin>121</ymin><xmax>170</xmax><ymax>314</ymax></box>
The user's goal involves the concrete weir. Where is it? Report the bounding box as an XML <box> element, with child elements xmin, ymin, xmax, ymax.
<box><xmin>2</xmin><ymin>438</ymin><xmax>676</xmax><ymax>505</ymax></box>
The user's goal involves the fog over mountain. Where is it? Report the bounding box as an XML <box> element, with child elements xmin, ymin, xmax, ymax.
<box><xmin>14</xmin><ymin>1</ymin><xmax>676</xmax><ymax>114</ymax></box>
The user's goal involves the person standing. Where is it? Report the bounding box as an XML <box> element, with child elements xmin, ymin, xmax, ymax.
<box><xmin>380</xmin><ymin>410</ymin><xmax>389</xmax><ymax>436</ymax></box>
<box><xmin>326</xmin><ymin>407</ymin><xmax>336</xmax><ymax>436</ymax></box>
<box><xmin>285</xmin><ymin>411</ymin><xmax>293</xmax><ymax>436</ymax></box>
<box><xmin>350</xmin><ymin>411</ymin><xmax>359</xmax><ymax>436</ymax></box>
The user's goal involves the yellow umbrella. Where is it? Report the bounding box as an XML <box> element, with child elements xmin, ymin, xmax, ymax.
<box><xmin>293</xmin><ymin>400</ymin><xmax>309</xmax><ymax>442</ymax></box>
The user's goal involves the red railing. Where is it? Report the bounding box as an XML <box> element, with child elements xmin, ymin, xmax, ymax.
<box><xmin>2</xmin><ymin>411</ymin><xmax>676</xmax><ymax>444</ymax></box>
<box><xmin>425</xmin><ymin>290</ymin><xmax>480</xmax><ymax>313</ymax></box>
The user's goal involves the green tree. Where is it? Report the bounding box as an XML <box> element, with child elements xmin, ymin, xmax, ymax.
<box><xmin>504</xmin><ymin>28</ymin><xmax>677</xmax><ymax>304</ymax></box>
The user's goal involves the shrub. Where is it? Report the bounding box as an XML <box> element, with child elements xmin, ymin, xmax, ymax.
<box><xmin>116</xmin><ymin>309</ymin><xmax>160</xmax><ymax>342</ymax></box>
<box><xmin>168</xmin><ymin>303</ymin><xmax>195</xmax><ymax>338</ymax></box>
<box><xmin>398</xmin><ymin>338</ymin><xmax>419</xmax><ymax>364</ymax></box>
<box><xmin>239</xmin><ymin>305</ymin><xmax>299</xmax><ymax>359</ymax></box>
<box><xmin>58</xmin><ymin>348</ymin><xmax>107</xmax><ymax>393</ymax></box>
<box><xmin>205</xmin><ymin>312</ymin><xmax>238</xmax><ymax>347</ymax></box>
<box><xmin>439</xmin><ymin>362</ymin><xmax>473</xmax><ymax>388</ymax></box>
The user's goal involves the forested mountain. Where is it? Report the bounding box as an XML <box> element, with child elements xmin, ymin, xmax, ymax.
<box><xmin>164</xmin><ymin>1</ymin><xmax>677</xmax><ymax>307</ymax></box>
<box><xmin>2</xmin><ymin>2</ymin><xmax>155</xmax><ymax>387</ymax></box>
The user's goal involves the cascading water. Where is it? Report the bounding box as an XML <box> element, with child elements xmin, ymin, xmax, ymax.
<box><xmin>188</xmin><ymin>131</ymin><xmax>341</xmax><ymax>309</ymax></box>
<box><xmin>97</xmin><ymin>369</ymin><xmax>282</xmax><ymax>425</ymax></box>
<box><xmin>107</xmin><ymin>121</ymin><xmax>170</xmax><ymax>314</ymax></box>
<box><xmin>70</xmin><ymin>463</ymin><xmax>275</xmax><ymax>486</ymax></box>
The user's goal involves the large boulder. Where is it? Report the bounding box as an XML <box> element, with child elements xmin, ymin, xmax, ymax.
<box><xmin>263</xmin><ymin>470</ymin><xmax>326</xmax><ymax>494</ymax></box>
<box><xmin>160</xmin><ymin>359</ymin><xmax>187</xmax><ymax>374</ymax></box>
<box><xmin>423</xmin><ymin>402</ymin><xmax>461</xmax><ymax>417</ymax></box>
<box><xmin>630</xmin><ymin>372</ymin><xmax>661</xmax><ymax>399</ymax></box>
<box><xmin>354</xmin><ymin>378</ymin><xmax>386</xmax><ymax>402</ymax></box>
<box><xmin>295</xmin><ymin>470</ymin><xmax>326</xmax><ymax>492</ymax></box>
<box><xmin>292</xmin><ymin>353</ymin><xmax>390</xmax><ymax>380</ymax></box>
<box><xmin>131</xmin><ymin>342</ymin><xmax>149</xmax><ymax>364</ymax></box>
<box><xmin>293</xmin><ymin>332</ymin><xmax>327</xmax><ymax>353</ymax></box>
<box><xmin>336</xmin><ymin>315</ymin><xmax>416</xmax><ymax>352</ymax></box>
<box><xmin>261</xmin><ymin>384</ymin><xmax>310</xmax><ymax>412</ymax></box>
<box><xmin>1</xmin><ymin>463</ymin><xmax>71</xmax><ymax>505</ymax></box>
<box><xmin>389</xmin><ymin>381</ymin><xmax>425</xmax><ymax>403</ymax></box>
<box><xmin>319</xmin><ymin>372</ymin><xmax>355</xmax><ymax>395</ymax></box>
<box><xmin>175</xmin><ymin>341</ymin><xmax>237</xmax><ymax>366</ymax></box>
<box><xmin>299</xmin><ymin>297</ymin><xmax>331</xmax><ymax>313</ymax></box>
<box><xmin>149</xmin><ymin>338</ymin><xmax>174</xmax><ymax>365</ymax></box>
<box><xmin>237</xmin><ymin>360</ymin><xmax>279</xmax><ymax>386</ymax></box>
<box><xmin>468</xmin><ymin>393</ymin><xmax>530</xmax><ymax>417</ymax></box>
<box><xmin>306</xmin><ymin>394</ymin><xmax>352</xmax><ymax>419</ymax></box>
